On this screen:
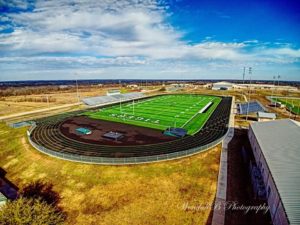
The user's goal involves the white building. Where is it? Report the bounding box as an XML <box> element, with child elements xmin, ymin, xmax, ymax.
<box><xmin>248</xmin><ymin>119</ymin><xmax>300</xmax><ymax>225</ymax></box>
<box><xmin>127</xmin><ymin>84</ymin><xmax>138</xmax><ymax>88</ymax></box>
<box><xmin>256</xmin><ymin>112</ymin><xmax>276</xmax><ymax>122</ymax></box>
<box><xmin>212</xmin><ymin>81</ymin><xmax>234</xmax><ymax>90</ymax></box>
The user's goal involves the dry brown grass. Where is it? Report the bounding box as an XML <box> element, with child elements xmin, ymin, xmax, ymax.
<box><xmin>0</xmin><ymin>123</ymin><xmax>221</xmax><ymax>225</ymax></box>
<box><xmin>0</xmin><ymin>86</ymin><xmax>116</xmax><ymax>117</ymax></box>
<box><xmin>0</xmin><ymin>101</ymin><xmax>59</xmax><ymax>117</ymax></box>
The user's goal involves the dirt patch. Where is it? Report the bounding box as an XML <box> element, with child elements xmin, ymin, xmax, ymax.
<box><xmin>59</xmin><ymin>116</ymin><xmax>176</xmax><ymax>146</ymax></box>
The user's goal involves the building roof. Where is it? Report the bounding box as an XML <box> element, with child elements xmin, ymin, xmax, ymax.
<box><xmin>257</xmin><ymin>112</ymin><xmax>276</xmax><ymax>119</ymax></box>
<box><xmin>82</xmin><ymin>92</ymin><xmax>144</xmax><ymax>106</ymax></box>
<box><xmin>238</xmin><ymin>101</ymin><xmax>266</xmax><ymax>114</ymax></box>
<box><xmin>103</xmin><ymin>131</ymin><xmax>124</xmax><ymax>140</ymax></box>
<box><xmin>212</xmin><ymin>81</ymin><xmax>234</xmax><ymax>86</ymax></box>
<box><xmin>250</xmin><ymin>119</ymin><xmax>300</xmax><ymax>225</ymax></box>
<box><xmin>76</xmin><ymin>127</ymin><xmax>91</xmax><ymax>134</ymax></box>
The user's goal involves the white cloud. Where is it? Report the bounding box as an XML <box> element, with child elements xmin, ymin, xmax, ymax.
<box><xmin>0</xmin><ymin>56</ymin><xmax>147</xmax><ymax>66</ymax></box>
<box><xmin>0</xmin><ymin>0</ymin><xmax>300</xmax><ymax>81</ymax></box>
<box><xmin>0</xmin><ymin>0</ymin><xmax>32</xmax><ymax>10</ymax></box>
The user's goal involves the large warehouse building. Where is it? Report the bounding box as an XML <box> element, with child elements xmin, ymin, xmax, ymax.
<box><xmin>212</xmin><ymin>81</ymin><xmax>234</xmax><ymax>90</ymax></box>
<box><xmin>248</xmin><ymin>119</ymin><xmax>300</xmax><ymax>225</ymax></box>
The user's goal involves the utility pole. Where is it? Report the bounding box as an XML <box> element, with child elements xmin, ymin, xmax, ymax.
<box><xmin>271</xmin><ymin>75</ymin><xmax>276</xmax><ymax>107</ymax></box>
<box><xmin>246</xmin><ymin>67</ymin><xmax>252</xmax><ymax>121</ymax></box>
<box><xmin>276</xmin><ymin>75</ymin><xmax>280</xmax><ymax>108</ymax></box>
<box><xmin>75</xmin><ymin>73</ymin><xmax>80</xmax><ymax>103</ymax></box>
<box><xmin>274</xmin><ymin>75</ymin><xmax>280</xmax><ymax>109</ymax></box>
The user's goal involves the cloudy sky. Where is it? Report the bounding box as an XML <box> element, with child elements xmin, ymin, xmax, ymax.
<box><xmin>0</xmin><ymin>0</ymin><xmax>299</xmax><ymax>81</ymax></box>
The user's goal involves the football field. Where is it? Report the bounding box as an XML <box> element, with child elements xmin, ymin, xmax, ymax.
<box><xmin>271</xmin><ymin>97</ymin><xmax>300</xmax><ymax>115</ymax></box>
<box><xmin>84</xmin><ymin>94</ymin><xmax>221</xmax><ymax>135</ymax></box>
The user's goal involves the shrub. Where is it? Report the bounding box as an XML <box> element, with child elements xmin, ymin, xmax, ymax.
<box><xmin>0</xmin><ymin>197</ymin><xmax>65</xmax><ymax>225</ymax></box>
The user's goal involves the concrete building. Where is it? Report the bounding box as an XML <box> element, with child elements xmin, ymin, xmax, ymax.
<box><xmin>256</xmin><ymin>112</ymin><xmax>276</xmax><ymax>122</ymax></box>
<box><xmin>248</xmin><ymin>119</ymin><xmax>300</xmax><ymax>225</ymax></box>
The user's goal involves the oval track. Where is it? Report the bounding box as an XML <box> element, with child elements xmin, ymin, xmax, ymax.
<box><xmin>29</xmin><ymin>97</ymin><xmax>231</xmax><ymax>159</ymax></box>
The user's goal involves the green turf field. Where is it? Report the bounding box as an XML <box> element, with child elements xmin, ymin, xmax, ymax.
<box><xmin>83</xmin><ymin>94</ymin><xmax>221</xmax><ymax>135</ymax></box>
<box><xmin>271</xmin><ymin>97</ymin><xmax>300</xmax><ymax>115</ymax></box>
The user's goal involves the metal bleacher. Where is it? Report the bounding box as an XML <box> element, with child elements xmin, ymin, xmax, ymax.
<box><xmin>238</xmin><ymin>101</ymin><xmax>266</xmax><ymax>114</ymax></box>
<box><xmin>82</xmin><ymin>92</ymin><xmax>144</xmax><ymax>106</ymax></box>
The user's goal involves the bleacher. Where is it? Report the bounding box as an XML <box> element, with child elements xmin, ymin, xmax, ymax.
<box><xmin>82</xmin><ymin>92</ymin><xmax>144</xmax><ymax>106</ymax></box>
<box><xmin>237</xmin><ymin>101</ymin><xmax>266</xmax><ymax>115</ymax></box>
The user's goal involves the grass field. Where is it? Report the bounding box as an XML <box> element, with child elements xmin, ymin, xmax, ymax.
<box><xmin>0</xmin><ymin>87</ymin><xmax>112</xmax><ymax>117</ymax></box>
<box><xmin>84</xmin><ymin>94</ymin><xmax>221</xmax><ymax>135</ymax></box>
<box><xmin>271</xmin><ymin>97</ymin><xmax>300</xmax><ymax>115</ymax></box>
<box><xmin>0</xmin><ymin>123</ymin><xmax>221</xmax><ymax>225</ymax></box>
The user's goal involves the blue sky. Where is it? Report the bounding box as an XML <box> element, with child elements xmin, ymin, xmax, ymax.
<box><xmin>0</xmin><ymin>0</ymin><xmax>299</xmax><ymax>81</ymax></box>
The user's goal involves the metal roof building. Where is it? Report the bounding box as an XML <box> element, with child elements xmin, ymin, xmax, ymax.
<box><xmin>248</xmin><ymin>119</ymin><xmax>300</xmax><ymax>225</ymax></box>
<box><xmin>238</xmin><ymin>101</ymin><xmax>266</xmax><ymax>114</ymax></box>
<box><xmin>82</xmin><ymin>92</ymin><xmax>144</xmax><ymax>106</ymax></box>
<box><xmin>212</xmin><ymin>81</ymin><xmax>234</xmax><ymax>90</ymax></box>
<box><xmin>257</xmin><ymin>112</ymin><xmax>276</xmax><ymax>121</ymax></box>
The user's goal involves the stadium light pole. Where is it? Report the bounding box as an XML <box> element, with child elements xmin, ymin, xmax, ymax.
<box><xmin>246</xmin><ymin>67</ymin><xmax>252</xmax><ymax>121</ymax></box>
<box><xmin>271</xmin><ymin>75</ymin><xmax>276</xmax><ymax>107</ymax></box>
<box><xmin>275</xmin><ymin>75</ymin><xmax>280</xmax><ymax>109</ymax></box>
<box><xmin>242</xmin><ymin>67</ymin><xmax>246</xmax><ymax>100</ymax></box>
